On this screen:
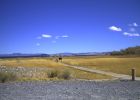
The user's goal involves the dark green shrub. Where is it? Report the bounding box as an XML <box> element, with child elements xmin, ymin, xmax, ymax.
<box><xmin>59</xmin><ymin>70</ymin><xmax>71</xmax><ymax>80</ymax></box>
<box><xmin>47</xmin><ymin>70</ymin><xmax>59</xmax><ymax>78</ymax></box>
<box><xmin>0</xmin><ymin>72</ymin><xmax>17</xmax><ymax>83</ymax></box>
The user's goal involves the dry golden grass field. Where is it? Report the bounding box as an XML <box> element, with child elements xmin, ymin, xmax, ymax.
<box><xmin>0</xmin><ymin>57</ymin><xmax>111</xmax><ymax>82</ymax></box>
<box><xmin>1</xmin><ymin>55</ymin><xmax>139</xmax><ymax>82</ymax></box>
<box><xmin>63</xmin><ymin>56</ymin><xmax>140</xmax><ymax>77</ymax></box>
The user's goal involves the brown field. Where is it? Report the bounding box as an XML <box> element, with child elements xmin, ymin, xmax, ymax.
<box><xmin>63</xmin><ymin>56</ymin><xmax>140</xmax><ymax>76</ymax></box>
<box><xmin>0</xmin><ymin>57</ymin><xmax>111</xmax><ymax>82</ymax></box>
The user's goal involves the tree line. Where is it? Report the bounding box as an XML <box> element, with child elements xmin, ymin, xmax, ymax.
<box><xmin>110</xmin><ymin>46</ymin><xmax>140</xmax><ymax>55</ymax></box>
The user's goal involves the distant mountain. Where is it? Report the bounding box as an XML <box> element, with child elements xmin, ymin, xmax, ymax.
<box><xmin>1</xmin><ymin>46</ymin><xmax>139</xmax><ymax>58</ymax></box>
<box><xmin>0</xmin><ymin>52</ymin><xmax>111</xmax><ymax>58</ymax></box>
<box><xmin>50</xmin><ymin>53</ymin><xmax>74</xmax><ymax>56</ymax></box>
<box><xmin>51</xmin><ymin>52</ymin><xmax>110</xmax><ymax>56</ymax></box>
<box><xmin>73</xmin><ymin>52</ymin><xmax>110</xmax><ymax>56</ymax></box>
<box><xmin>0</xmin><ymin>53</ymin><xmax>50</xmax><ymax>58</ymax></box>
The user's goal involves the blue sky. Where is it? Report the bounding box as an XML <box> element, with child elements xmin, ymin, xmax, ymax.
<box><xmin>0</xmin><ymin>0</ymin><xmax>140</xmax><ymax>54</ymax></box>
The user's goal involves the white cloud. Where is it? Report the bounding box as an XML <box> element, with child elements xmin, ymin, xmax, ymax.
<box><xmin>42</xmin><ymin>34</ymin><xmax>52</xmax><ymax>38</ymax></box>
<box><xmin>128</xmin><ymin>22</ymin><xmax>138</xmax><ymax>27</ymax></box>
<box><xmin>109</xmin><ymin>23</ymin><xmax>139</xmax><ymax>37</ymax></box>
<box><xmin>61</xmin><ymin>35</ymin><xmax>69</xmax><ymax>38</ymax></box>
<box><xmin>55</xmin><ymin>35</ymin><xmax>69</xmax><ymax>39</ymax></box>
<box><xmin>123</xmin><ymin>32</ymin><xmax>140</xmax><ymax>37</ymax></box>
<box><xmin>109</xmin><ymin>26</ymin><xmax>122</xmax><ymax>31</ymax></box>
<box><xmin>37</xmin><ymin>34</ymin><xmax>69</xmax><ymax>42</ymax></box>
<box><xmin>133</xmin><ymin>22</ymin><xmax>138</xmax><ymax>27</ymax></box>
<box><xmin>36</xmin><ymin>43</ymin><xmax>40</xmax><ymax>46</ymax></box>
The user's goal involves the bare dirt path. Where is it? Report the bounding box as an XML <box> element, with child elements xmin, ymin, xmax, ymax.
<box><xmin>62</xmin><ymin>63</ymin><xmax>140</xmax><ymax>80</ymax></box>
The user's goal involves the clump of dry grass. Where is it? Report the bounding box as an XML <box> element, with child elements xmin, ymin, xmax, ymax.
<box><xmin>47</xmin><ymin>70</ymin><xmax>59</xmax><ymax>78</ymax></box>
<box><xmin>0</xmin><ymin>72</ymin><xmax>17</xmax><ymax>83</ymax></box>
<box><xmin>46</xmin><ymin>69</ymin><xmax>71</xmax><ymax>80</ymax></box>
<box><xmin>58</xmin><ymin>70</ymin><xmax>71</xmax><ymax>80</ymax></box>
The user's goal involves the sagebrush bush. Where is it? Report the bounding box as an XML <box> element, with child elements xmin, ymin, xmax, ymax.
<box><xmin>47</xmin><ymin>70</ymin><xmax>59</xmax><ymax>78</ymax></box>
<box><xmin>59</xmin><ymin>70</ymin><xmax>71</xmax><ymax>80</ymax></box>
<box><xmin>0</xmin><ymin>72</ymin><xmax>17</xmax><ymax>83</ymax></box>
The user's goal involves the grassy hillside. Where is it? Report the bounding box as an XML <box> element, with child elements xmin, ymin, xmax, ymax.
<box><xmin>111</xmin><ymin>46</ymin><xmax>140</xmax><ymax>55</ymax></box>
